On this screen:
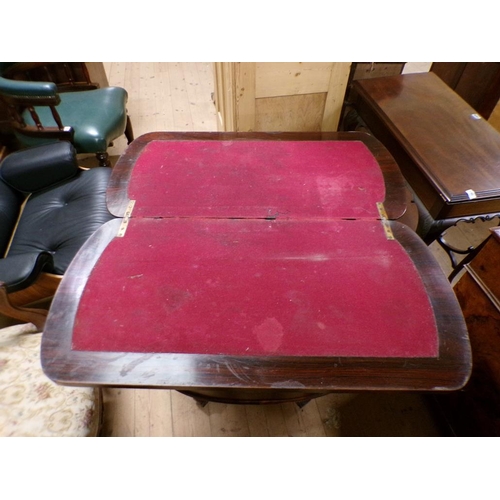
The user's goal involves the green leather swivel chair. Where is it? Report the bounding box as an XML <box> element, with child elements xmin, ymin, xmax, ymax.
<box><xmin>0</xmin><ymin>62</ymin><xmax>133</xmax><ymax>167</ymax></box>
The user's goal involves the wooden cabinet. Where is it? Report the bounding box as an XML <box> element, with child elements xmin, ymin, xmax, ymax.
<box><xmin>213</xmin><ymin>62</ymin><xmax>351</xmax><ymax>132</ymax></box>
<box><xmin>438</xmin><ymin>228</ymin><xmax>500</xmax><ymax>436</ymax></box>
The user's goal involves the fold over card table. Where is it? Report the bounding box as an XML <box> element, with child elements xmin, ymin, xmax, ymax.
<box><xmin>41</xmin><ymin>132</ymin><xmax>471</xmax><ymax>404</ymax></box>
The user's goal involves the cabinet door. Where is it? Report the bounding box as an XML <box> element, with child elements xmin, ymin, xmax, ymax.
<box><xmin>214</xmin><ymin>63</ymin><xmax>351</xmax><ymax>132</ymax></box>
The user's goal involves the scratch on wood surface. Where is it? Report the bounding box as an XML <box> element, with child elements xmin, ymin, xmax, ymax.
<box><xmin>120</xmin><ymin>354</ymin><xmax>154</xmax><ymax>377</ymax></box>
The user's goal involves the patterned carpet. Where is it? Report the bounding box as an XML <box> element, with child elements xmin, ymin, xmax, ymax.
<box><xmin>0</xmin><ymin>321</ymin><xmax>101</xmax><ymax>437</ymax></box>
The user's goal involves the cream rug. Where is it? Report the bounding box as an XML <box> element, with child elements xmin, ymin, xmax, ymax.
<box><xmin>0</xmin><ymin>322</ymin><xmax>101</xmax><ymax>437</ymax></box>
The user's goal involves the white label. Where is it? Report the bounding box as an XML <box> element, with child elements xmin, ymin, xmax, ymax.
<box><xmin>465</xmin><ymin>189</ymin><xmax>477</xmax><ymax>200</ymax></box>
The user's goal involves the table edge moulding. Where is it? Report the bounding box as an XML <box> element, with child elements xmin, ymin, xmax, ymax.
<box><xmin>41</xmin><ymin>132</ymin><xmax>472</xmax><ymax>405</ymax></box>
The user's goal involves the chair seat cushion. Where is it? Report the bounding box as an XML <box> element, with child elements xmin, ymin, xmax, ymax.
<box><xmin>0</xmin><ymin>323</ymin><xmax>101</xmax><ymax>437</ymax></box>
<box><xmin>20</xmin><ymin>87</ymin><xmax>128</xmax><ymax>153</ymax></box>
<box><xmin>0</xmin><ymin>252</ymin><xmax>53</xmax><ymax>292</ymax></box>
<box><xmin>7</xmin><ymin>167</ymin><xmax>114</xmax><ymax>274</ymax></box>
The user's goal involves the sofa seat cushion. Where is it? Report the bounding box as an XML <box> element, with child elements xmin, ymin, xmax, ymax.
<box><xmin>7</xmin><ymin>167</ymin><xmax>114</xmax><ymax>274</ymax></box>
<box><xmin>0</xmin><ymin>323</ymin><xmax>101</xmax><ymax>437</ymax></box>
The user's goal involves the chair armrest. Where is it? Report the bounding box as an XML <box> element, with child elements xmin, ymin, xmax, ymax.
<box><xmin>0</xmin><ymin>76</ymin><xmax>57</xmax><ymax>98</ymax></box>
<box><xmin>0</xmin><ymin>252</ymin><xmax>54</xmax><ymax>293</ymax></box>
<box><xmin>0</xmin><ymin>142</ymin><xmax>79</xmax><ymax>193</ymax></box>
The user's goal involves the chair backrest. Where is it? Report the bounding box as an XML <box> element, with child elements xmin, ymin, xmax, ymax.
<box><xmin>1</xmin><ymin>62</ymin><xmax>99</xmax><ymax>92</ymax></box>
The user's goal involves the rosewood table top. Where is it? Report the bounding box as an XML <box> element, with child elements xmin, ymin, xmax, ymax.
<box><xmin>41</xmin><ymin>132</ymin><xmax>471</xmax><ymax>404</ymax></box>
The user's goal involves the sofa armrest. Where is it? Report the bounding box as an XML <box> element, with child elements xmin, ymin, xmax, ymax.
<box><xmin>0</xmin><ymin>252</ymin><xmax>54</xmax><ymax>293</ymax></box>
<box><xmin>0</xmin><ymin>142</ymin><xmax>79</xmax><ymax>194</ymax></box>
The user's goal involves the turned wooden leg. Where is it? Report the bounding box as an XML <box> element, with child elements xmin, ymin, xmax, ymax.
<box><xmin>0</xmin><ymin>283</ymin><xmax>48</xmax><ymax>331</ymax></box>
<box><xmin>125</xmin><ymin>115</ymin><xmax>134</xmax><ymax>144</ymax></box>
<box><xmin>96</xmin><ymin>152</ymin><xmax>111</xmax><ymax>167</ymax></box>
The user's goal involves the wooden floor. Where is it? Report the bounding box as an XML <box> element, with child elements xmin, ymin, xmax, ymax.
<box><xmin>79</xmin><ymin>63</ymin><xmax>489</xmax><ymax>436</ymax></box>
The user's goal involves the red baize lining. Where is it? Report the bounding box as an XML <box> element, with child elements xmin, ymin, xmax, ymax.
<box><xmin>127</xmin><ymin>140</ymin><xmax>385</xmax><ymax>219</ymax></box>
<box><xmin>72</xmin><ymin>140</ymin><xmax>438</xmax><ymax>357</ymax></box>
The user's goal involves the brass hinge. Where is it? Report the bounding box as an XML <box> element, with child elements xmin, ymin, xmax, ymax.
<box><xmin>117</xmin><ymin>200</ymin><xmax>136</xmax><ymax>238</ymax></box>
<box><xmin>377</xmin><ymin>202</ymin><xmax>394</xmax><ymax>240</ymax></box>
